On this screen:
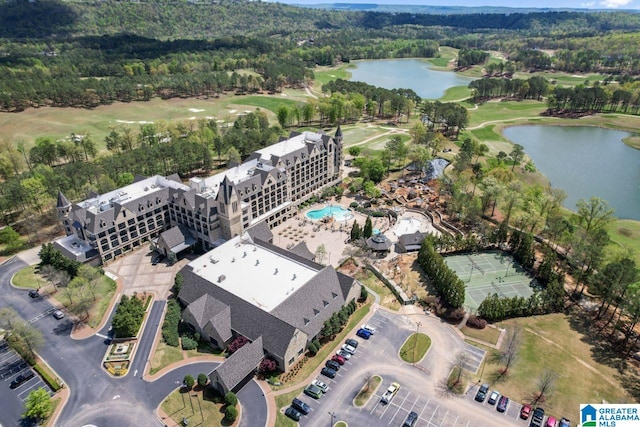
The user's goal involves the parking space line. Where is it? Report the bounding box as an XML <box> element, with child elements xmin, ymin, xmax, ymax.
<box><xmin>418</xmin><ymin>398</ymin><xmax>430</xmax><ymax>421</ymax></box>
<box><xmin>427</xmin><ymin>404</ymin><xmax>439</xmax><ymax>426</ymax></box>
<box><xmin>388</xmin><ymin>391</ymin><xmax>410</xmax><ymax>425</ymax></box>
<box><xmin>441</xmin><ymin>409</ymin><xmax>449</xmax><ymax>426</ymax></box>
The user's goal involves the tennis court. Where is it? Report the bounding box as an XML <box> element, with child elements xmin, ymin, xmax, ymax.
<box><xmin>444</xmin><ymin>251</ymin><xmax>537</xmax><ymax>311</ymax></box>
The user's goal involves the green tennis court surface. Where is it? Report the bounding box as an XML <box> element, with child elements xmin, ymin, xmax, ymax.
<box><xmin>444</xmin><ymin>251</ymin><xmax>537</xmax><ymax>311</ymax></box>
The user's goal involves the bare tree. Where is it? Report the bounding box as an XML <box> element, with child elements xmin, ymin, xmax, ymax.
<box><xmin>0</xmin><ymin>307</ymin><xmax>19</xmax><ymax>331</ymax></box>
<box><xmin>447</xmin><ymin>352</ymin><xmax>469</xmax><ymax>392</ymax></box>
<box><xmin>362</xmin><ymin>371</ymin><xmax>374</xmax><ymax>393</ymax></box>
<box><xmin>12</xmin><ymin>321</ymin><xmax>44</xmax><ymax>362</ymax></box>
<box><xmin>532</xmin><ymin>369</ymin><xmax>558</xmax><ymax>405</ymax></box>
<box><xmin>500</xmin><ymin>323</ymin><xmax>522</xmax><ymax>374</ymax></box>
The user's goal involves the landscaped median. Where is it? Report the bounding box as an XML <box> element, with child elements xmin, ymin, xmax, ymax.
<box><xmin>354</xmin><ymin>374</ymin><xmax>382</xmax><ymax>407</ymax></box>
<box><xmin>102</xmin><ymin>293</ymin><xmax>153</xmax><ymax>377</ymax></box>
<box><xmin>399</xmin><ymin>333</ymin><xmax>431</xmax><ymax>363</ymax></box>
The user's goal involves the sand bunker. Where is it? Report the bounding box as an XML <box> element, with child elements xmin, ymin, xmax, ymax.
<box><xmin>189</xmin><ymin>108</ymin><xmax>205</xmax><ymax>112</ymax></box>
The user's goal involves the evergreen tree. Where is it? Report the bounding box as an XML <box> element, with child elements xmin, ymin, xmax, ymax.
<box><xmin>363</xmin><ymin>216</ymin><xmax>373</xmax><ymax>238</ymax></box>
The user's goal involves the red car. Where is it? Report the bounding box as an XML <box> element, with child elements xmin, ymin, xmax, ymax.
<box><xmin>331</xmin><ymin>354</ymin><xmax>346</xmax><ymax>365</ymax></box>
<box><xmin>520</xmin><ymin>404</ymin><xmax>532</xmax><ymax>420</ymax></box>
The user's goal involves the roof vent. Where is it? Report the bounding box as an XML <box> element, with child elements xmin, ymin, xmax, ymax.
<box><xmin>231</xmin><ymin>257</ymin><xmax>235</xmax><ymax>263</ymax></box>
<box><xmin>255</xmin><ymin>259</ymin><xmax>260</xmax><ymax>266</ymax></box>
<box><xmin>253</xmin><ymin>246</ymin><xmax>257</xmax><ymax>252</ymax></box>
<box><xmin>209</xmin><ymin>257</ymin><xmax>218</xmax><ymax>264</ymax></box>
<box><xmin>292</xmin><ymin>274</ymin><xmax>297</xmax><ymax>281</ymax></box>
<box><xmin>218</xmin><ymin>275</ymin><xmax>225</xmax><ymax>283</ymax></box>
<box><xmin>243</xmin><ymin>251</ymin><xmax>247</xmax><ymax>258</ymax></box>
<box><xmin>274</xmin><ymin>268</ymin><xmax>278</xmax><ymax>275</ymax></box>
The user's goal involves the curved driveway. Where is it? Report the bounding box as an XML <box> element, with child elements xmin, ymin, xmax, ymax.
<box><xmin>0</xmin><ymin>258</ymin><xmax>267</xmax><ymax>427</ymax></box>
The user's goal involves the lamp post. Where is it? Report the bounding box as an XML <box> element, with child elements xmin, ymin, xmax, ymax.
<box><xmin>328</xmin><ymin>411</ymin><xmax>336</xmax><ymax>427</ymax></box>
<box><xmin>414</xmin><ymin>321</ymin><xmax>422</xmax><ymax>362</ymax></box>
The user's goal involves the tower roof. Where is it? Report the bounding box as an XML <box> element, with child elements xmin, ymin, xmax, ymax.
<box><xmin>335</xmin><ymin>125</ymin><xmax>342</xmax><ymax>139</ymax></box>
<box><xmin>56</xmin><ymin>191</ymin><xmax>71</xmax><ymax>208</ymax></box>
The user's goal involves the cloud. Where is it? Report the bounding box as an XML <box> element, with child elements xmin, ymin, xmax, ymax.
<box><xmin>581</xmin><ymin>1</ymin><xmax>595</xmax><ymax>6</ymax></box>
<box><xmin>599</xmin><ymin>0</ymin><xmax>633</xmax><ymax>7</ymax></box>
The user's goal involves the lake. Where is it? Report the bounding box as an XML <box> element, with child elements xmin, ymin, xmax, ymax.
<box><xmin>503</xmin><ymin>125</ymin><xmax>640</xmax><ymax>221</ymax></box>
<box><xmin>348</xmin><ymin>59</ymin><xmax>475</xmax><ymax>99</ymax></box>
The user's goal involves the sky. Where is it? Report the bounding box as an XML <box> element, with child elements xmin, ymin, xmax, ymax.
<box><xmin>274</xmin><ymin>0</ymin><xmax>640</xmax><ymax>9</ymax></box>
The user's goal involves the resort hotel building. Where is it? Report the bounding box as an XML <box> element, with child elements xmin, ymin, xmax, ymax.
<box><xmin>54</xmin><ymin>128</ymin><xmax>343</xmax><ymax>264</ymax></box>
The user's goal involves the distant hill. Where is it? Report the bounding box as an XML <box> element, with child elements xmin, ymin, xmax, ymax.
<box><xmin>293</xmin><ymin>3</ymin><xmax>626</xmax><ymax>14</ymax></box>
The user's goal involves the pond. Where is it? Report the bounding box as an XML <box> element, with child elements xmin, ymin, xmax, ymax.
<box><xmin>348</xmin><ymin>59</ymin><xmax>476</xmax><ymax>100</ymax></box>
<box><xmin>503</xmin><ymin>125</ymin><xmax>640</xmax><ymax>221</ymax></box>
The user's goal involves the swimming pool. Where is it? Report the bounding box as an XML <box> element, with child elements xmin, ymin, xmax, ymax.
<box><xmin>306</xmin><ymin>205</ymin><xmax>354</xmax><ymax>222</ymax></box>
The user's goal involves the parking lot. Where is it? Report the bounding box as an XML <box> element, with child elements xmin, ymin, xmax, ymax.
<box><xmin>0</xmin><ymin>341</ymin><xmax>53</xmax><ymax>404</ymax></box>
<box><xmin>285</xmin><ymin>310</ymin><xmax>526</xmax><ymax>427</ymax></box>
<box><xmin>465</xmin><ymin>383</ymin><xmax>530</xmax><ymax>425</ymax></box>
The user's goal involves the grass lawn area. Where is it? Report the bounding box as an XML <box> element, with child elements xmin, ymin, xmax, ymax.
<box><xmin>228</xmin><ymin>95</ymin><xmax>302</xmax><ymax>114</ymax></box>
<box><xmin>460</xmin><ymin>326</ymin><xmax>501</xmax><ymax>345</ymax></box>
<box><xmin>605</xmin><ymin>219</ymin><xmax>640</xmax><ymax>265</ymax></box>
<box><xmin>468</xmin><ymin>100</ymin><xmax>547</xmax><ymax>128</ymax></box>
<box><xmin>355</xmin><ymin>374</ymin><xmax>382</xmax><ymax>407</ymax></box>
<box><xmin>276</xmin><ymin>299</ymin><xmax>372</xmax><ymax>387</ymax></box>
<box><xmin>335</xmin><ymin>422</ymin><xmax>347</xmax><ymax>427</ymax></box>
<box><xmin>342</xmin><ymin>125</ymin><xmax>390</xmax><ymax>148</ymax></box>
<box><xmin>149</xmin><ymin>340</ymin><xmax>184</xmax><ymax>375</ymax></box>
<box><xmin>439</xmin><ymin>85</ymin><xmax>472</xmax><ymax>102</ymax></box>
<box><xmin>185</xmin><ymin>341</ymin><xmax>226</xmax><ymax>359</ymax></box>
<box><xmin>473</xmin><ymin>314</ymin><xmax>633</xmax><ymax>420</ymax></box>
<box><xmin>12</xmin><ymin>265</ymin><xmax>42</xmax><ymax>289</ymax></box>
<box><xmin>313</xmin><ymin>65</ymin><xmax>352</xmax><ymax>87</ymax></box>
<box><xmin>275</xmin><ymin>386</ymin><xmax>304</xmax><ymax>427</ymax></box>
<box><xmin>399</xmin><ymin>333</ymin><xmax>431</xmax><ymax>363</ymax></box>
<box><xmin>161</xmin><ymin>386</ymin><xmax>233</xmax><ymax>427</ymax></box>
<box><xmin>356</xmin><ymin>269</ymin><xmax>400</xmax><ymax>311</ymax></box>
<box><xmin>446</xmin><ymin>366</ymin><xmax>466</xmax><ymax>395</ymax></box>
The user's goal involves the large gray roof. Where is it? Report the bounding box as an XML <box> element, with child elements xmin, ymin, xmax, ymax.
<box><xmin>245</xmin><ymin>221</ymin><xmax>273</xmax><ymax>243</ymax></box>
<box><xmin>398</xmin><ymin>231</ymin><xmax>427</xmax><ymax>251</ymax></box>
<box><xmin>158</xmin><ymin>224</ymin><xmax>194</xmax><ymax>251</ymax></box>
<box><xmin>178</xmin><ymin>267</ymin><xmax>299</xmax><ymax>358</ymax></box>
<box><xmin>288</xmin><ymin>242</ymin><xmax>314</xmax><ymax>261</ymax></box>
<box><xmin>210</xmin><ymin>336</ymin><xmax>264</xmax><ymax>393</ymax></box>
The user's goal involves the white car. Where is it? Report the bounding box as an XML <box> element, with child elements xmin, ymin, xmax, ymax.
<box><xmin>362</xmin><ymin>324</ymin><xmax>376</xmax><ymax>334</ymax></box>
<box><xmin>341</xmin><ymin>344</ymin><xmax>356</xmax><ymax>355</ymax></box>
<box><xmin>381</xmin><ymin>382</ymin><xmax>400</xmax><ymax>404</ymax></box>
<box><xmin>311</xmin><ymin>379</ymin><xmax>329</xmax><ymax>393</ymax></box>
<box><xmin>337</xmin><ymin>349</ymin><xmax>351</xmax><ymax>360</ymax></box>
<box><xmin>53</xmin><ymin>310</ymin><xmax>65</xmax><ymax>319</ymax></box>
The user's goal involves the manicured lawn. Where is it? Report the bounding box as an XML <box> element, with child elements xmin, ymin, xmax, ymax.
<box><xmin>439</xmin><ymin>85</ymin><xmax>472</xmax><ymax>102</ymax></box>
<box><xmin>161</xmin><ymin>386</ymin><xmax>233</xmax><ymax>427</ymax></box>
<box><xmin>460</xmin><ymin>325</ymin><xmax>501</xmax><ymax>345</ymax></box>
<box><xmin>313</xmin><ymin>65</ymin><xmax>352</xmax><ymax>86</ymax></box>
<box><xmin>354</xmin><ymin>374</ymin><xmax>382</xmax><ymax>407</ymax></box>
<box><xmin>335</xmin><ymin>422</ymin><xmax>347</xmax><ymax>427</ymax></box>
<box><xmin>605</xmin><ymin>219</ymin><xmax>640</xmax><ymax>265</ymax></box>
<box><xmin>468</xmin><ymin>100</ymin><xmax>547</xmax><ymax>128</ymax></box>
<box><xmin>471</xmin><ymin>314</ymin><xmax>632</xmax><ymax>420</ymax></box>
<box><xmin>149</xmin><ymin>341</ymin><xmax>184</xmax><ymax>375</ymax></box>
<box><xmin>446</xmin><ymin>366</ymin><xmax>466</xmax><ymax>394</ymax></box>
<box><xmin>228</xmin><ymin>95</ymin><xmax>302</xmax><ymax>114</ymax></box>
<box><xmin>356</xmin><ymin>269</ymin><xmax>400</xmax><ymax>311</ymax></box>
<box><xmin>275</xmin><ymin>386</ymin><xmax>304</xmax><ymax>427</ymax></box>
<box><xmin>399</xmin><ymin>333</ymin><xmax>431</xmax><ymax>363</ymax></box>
<box><xmin>12</xmin><ymin>265</ymin><xmax>42</xmax><ymax>289</ymax></box>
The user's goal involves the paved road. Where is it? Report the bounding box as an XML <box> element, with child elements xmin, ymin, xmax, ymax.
<box><xmin>0</xmin><ymin>258</ymin><xmax>268</xmax><ymax>427</ymax></box>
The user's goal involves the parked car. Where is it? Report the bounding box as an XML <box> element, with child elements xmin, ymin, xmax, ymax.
<box><xmin>520</xmin><ymin>404</ymin><xmax>532</xmax><ymax>420</ymax></box>
<box><xmin>331</xmin><ymin>354</ymin><xmax>345</xmax><ymax>365</ymax></box>
<box><xmin>337</xmin><ymin>349</ymin><xmax>351</xmax><ymax>360</ymax></box>
<box><xmin>559</xmin><ymin>418</ymin><xmax>571</xmax><ymax>427</ymax></box>
<box><xmin>285</xmin><ymin>406</ymin><xmax>302</xmax><ymax>421</ymax></box>
<box><xmin>356</xmin><ymin>328</ymin><xmax>372</xmax><ymax>339</ymax></box>
<box><xmin>320</xmin><ymin>367</ymin><xmax>337</xmax><ymax>379</ymax></box>
<box><xmin>304</xmin><ymin>384</ymin><xmax>323</xmax><ymax>399</ymax></box>
<box><xmin>341</xmin><ymin>344</ymin><xmax>356</xmax><ymax>355</ymax></box>
<box><xmin>28</xmin><ymin>289</ymin><xmax>40</xmax><ymax>298</ymax></box>
<box><xmin>325</xmin><ymin>360</ymin><xmax>340</xmax><ymax>371</ymax></box>
<box><xmin>546</xmin><ymin>416</ymin><xmax>557</xmax><ymax>427</ymax></box>
<box><xmin>531</xmin><ymin>407</ymin><xmax>545</xmax><ymax>427</ymax></box>
<box><xmin>345</xmin><ymin>338</ymin><xmax>359</xmax><ymax>348</ymax></box>
<box><xmin>403</xmin><ymin>411</ymin><xmax>418</xmax><ymax>427</ymax></box>
<box><xmin>497</xmin><ymin>395</ymin><xmax>509</xmax><ymax>412</ymax></box>
<box><xmin>10</xmin><ymin>371</ymin><xmax>34</xmax><ymax>389</ymax></box>
<box><xmin>381</xmin><ymin>382</ymin><xmax>400</xmax><ymax>404</ymax></box>
<box><xmin>361</xmin><ymin>324</ymin><xmax>376</xmax><ymax>334</ymax></box>
<box><xmin>53</xmin><ymin>309</ymin><xmax>65</xmax><ymax>319</ymax></box>
<box><xmin>291</xmin><ymin>398</ymin><xmax>311</xmax><ymax>415</ymax></box>
<box><xmin>475</xmin><ymin>383</ymin><xmax>489</xmax><ymax>402</ymax></box>
<box><xmin>488</xmin><ymin>390</ymin><xmax>500</xmax><ymax>405</ymax></box>
<box><xmin>311</xmin><ymin>379</ymin><xmax>328</xmax><ymax>393</ymax></box>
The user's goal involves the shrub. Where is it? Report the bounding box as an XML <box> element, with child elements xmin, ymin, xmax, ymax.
<box><xmin>446</xmin><ymin>307</ymin><xmax>466</xmax><ymax>322</ymax></box>
<box><xmin>224</xmin><ymin>391</ymin><xmax>238</xmax><ymax>407</ymax></box>
<box><xmin>307</xmin><ymin>342</ymin><xmax>318</xmax><ymax>355</ymax></box>
<box><xmin>224</xmin><ymin>405</ymin><xmax>238</xmax><ymax>422</ymax></box>
<box><xmin>193</xmin><ymin>332</ymin><xmax>201</xmax><ymax>342</ymax></box>
<box><xmin>259</xmin><ymin>358</ymin><xmax>277</xmax><ymax>373</ymax></box>
<box><xmin>349</xmin><ymin>202</ymin><xmax>359</xmax><ymax>208</ymax></box>
<box><xmin>183</xmin><ymin>374</ymin><xmax>194</xmax><ymax>390</ymax></box>
<box><xmin>181</xmin><ymin>336</ymin><xmax>198</xmax><ymax>350</ymax></box>
<box><xmin>162</xmin><ymin>300</ymin><xmax>181</xmax><ymax>347</ymax></box>
<box><xmin>228</xmin><ymin>336</ymin><xmax>249</xmax><ymax>354</ymax></box>
<box><xmin>466</xmin><ymin>315</ymin><xmax>487</xmax><ymax>329</ymax></box>
<box><xmin>197</xmin><ymin>373</ymin><xmax>208</xmax><ymax>388</ymax></box>
<box><xmin>359</xmin><ymin>286</ymin><xmax>368</xmax><ymax>301</ymax></box>
<box><xmin>111</xmin><ymin>294</ymin><xmax>146</xmax><ymax>338</ymax></box>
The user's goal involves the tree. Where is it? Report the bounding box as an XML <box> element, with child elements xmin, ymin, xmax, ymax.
<box><xmin>350</xmin><ymin>221</ymin><xmax>362</xmax><ymax>241</ymax></box>
<box><xmin>509</xmin><ymin>144</ymin><xmax>525</xmax><ymax>172</ymax></box>
<box><xmin>315</xmin><ymin>244</ymin><xmax>327</xmax><ymax>264</ymax></box>
<box><xmin>532</xmin><ymin>369</ymin><xmax>558</xmax><ymax>404</ymax></box>
<box><xmin>23</xmin><ymin>388</ymin><xmax>53</xmax><ymax>422</ymax></box>
<box><xmin>225</xmin><ymin>391</ymin><xmax>238</xmax><ymax>407</ymax></box>
<box><xmin>224</xmin><ymin>405</ymin><xmax>238</xmax><ymax>423</ymax></box>
<box><xmin>450</xmin><ymin>351</ymin><xmax>469</xmax><ymax>390</ymax></box>
<box><xmin>348</xmin><ymin>146</ymin><xmax>361</xmax><ymax>157</ymax></box>
<box><xmin>0</xmin><ymin>226</ymin><xmax>22</xmax><ymax>252</ymax></box>
<box><xmin>197</xmin><ymin>373</ymin><xmax>208</xmax><ymax>388</ymax></box>
<box><xmin>359</xmin><ymin>286</ymin><xmax>368</xmax><ymax>301</ymax></box>
<box><xmin>12</xmin><ymin>321</ymin><xmax>44</xmax><ymax>362</ymax></box>
<box><xmin>307</xmin><ymin>341</ymin><xmax>319</xmax><ymax>355</ymax></box>
<box><xmin>227</xmin><ymin>146</ymin><xmax>241</xmax><ymax>165</ymax></box>
<box><xmin>0</xmin><ymin>307</ymin><xmax>19</xmax><ymax>331</ymax></box>
<box><xmin>574</xmin><ymin>197</ymin><xmax>614</xmax><ymax>234</ymax></box>
<box><xmin>500</xmin><ymin>323</ymin><xmax>522</xmax><ymax>375</ymax></box>
<box><xmin>183</xmin><ymin>374</ymin><xmax>195</xmax><ymax>390</ymax></box>
<box><xmin>259</xmin><ymin>358</ymin><xmax>278</xmax><ymax>373</ymax></box>
<box><xmin>363</xmin><ymin>216</ymin><xmax>373</xmax><ymax>238</ymax></box>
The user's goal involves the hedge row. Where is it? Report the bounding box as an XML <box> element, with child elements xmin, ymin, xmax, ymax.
<box><xmin>162</xmin><ymin>300</ymin><xmax>181</xmax><ymax>347</ymax></box>
<box><xmin>34</xmin><ymin>363</ymin><xmax>62</xmax><ymax>392</ymax></box>
<box><xmin>366</xmin><ymin>264</ymin><xmax>406</xmax><ymax>305</ymax></box>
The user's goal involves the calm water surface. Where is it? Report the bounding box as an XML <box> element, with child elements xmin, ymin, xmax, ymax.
<box><xmin>349</xmin><ymin>59</ymin><xmax>475</xmax><ymax>99</ymax></box>
<box><xmin>503</xmin><ymin>126</ymin><xmax>640</xmax><ymax>220</ymax></box>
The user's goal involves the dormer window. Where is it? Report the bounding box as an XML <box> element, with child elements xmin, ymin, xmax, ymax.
<box><xmin>313</xmin><ymin>308</ymin><xmax>319</xmax><ymax>316</ymax></box>
<box><xmin>323</xmin><ymin>300</ymin><xmax>329</xmax><ymax>307</ymax></box>
<box><xmin>303</xmin><ymin>318</ymin><xmax>310</xmax><ymax>325</ymax></box>
<box><xmin>332</xmin><ymin>292</ymin><xmax>338</xmax><ymax>299</ymax></box>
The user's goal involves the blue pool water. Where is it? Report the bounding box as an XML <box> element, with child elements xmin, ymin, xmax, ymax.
<box><xmin>373</xmin><ymin>228</ymin><xmax>381</xmax><ymax>235</ymax></box>
<box><xmin>306</xmin><ymin>205</ymin><xmax>354</xmax><ymax>222</ymax></box>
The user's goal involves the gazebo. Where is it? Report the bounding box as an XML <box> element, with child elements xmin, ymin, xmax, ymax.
<box><xmin>366</xmin><ymin>234</ymin><xmax>392</xmax><ymax>254</ymax></box>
